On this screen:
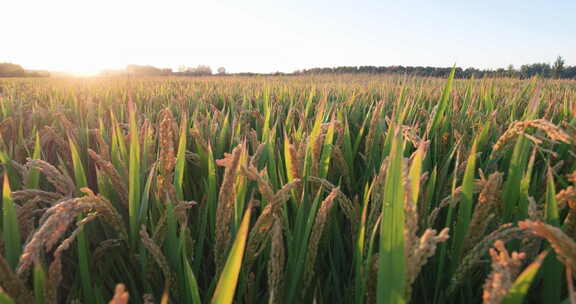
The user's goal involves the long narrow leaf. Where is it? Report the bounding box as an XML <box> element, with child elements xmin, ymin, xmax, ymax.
<box><xmin>2</xmin><ymin>174</ymin><xmax>21</xmax><ymax>270</ymax></box>
<box><xmin>377</xmin><ymin>129</ymin><xmax>406</xmax><ymax>304</ymax></box>
<box><xmin>211</xmin><ymin>205</ymin><xmax>252</xmax><ymax>304</ymax></box>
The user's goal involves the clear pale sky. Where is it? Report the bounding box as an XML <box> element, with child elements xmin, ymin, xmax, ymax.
<box><xmin>2</xmin><ymin>0</ymin><xmax>575</xmax><ymax>75</ymax></box>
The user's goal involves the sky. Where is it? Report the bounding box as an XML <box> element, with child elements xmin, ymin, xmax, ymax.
<box><xmin>1</xmin><ymin>0</ymin><xmax>575</xmax><ymax>75</ymax></box>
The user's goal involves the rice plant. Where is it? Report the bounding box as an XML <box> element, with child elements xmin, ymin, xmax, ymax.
<box><xmin>0</xmin><ymin>73</ymin><xmax>575</xmax><ymax>303</ymax></box>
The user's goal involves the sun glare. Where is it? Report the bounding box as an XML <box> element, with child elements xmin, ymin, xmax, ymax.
<box><xmin>50</xmin><ymin>55</ymin><xmax>108</xmax><ymax>76</ymax></box>
<box><xmin>70</xmin><ymin>70</ymin><xmax>100</xmax><ymax>77</ymax></box>
<box><xmin>48</xmin><ymin>55</ymin><xmax>125</xmax><ymax>77</ymax></box>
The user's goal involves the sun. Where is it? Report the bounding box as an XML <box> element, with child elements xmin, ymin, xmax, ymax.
<box><xmin>56</xmin><ymin>61</ymin><xmax>106</xmax><ymax>77</ymax></box>
<box><xmin>41</xmin><ymin>50</ymin><xmax>127</xmax><ymax>77</ymax></box>
<box><xmin>72</xmin><ymin>69</ymin><xmax>101</xmax><ymax>77</ymax></box>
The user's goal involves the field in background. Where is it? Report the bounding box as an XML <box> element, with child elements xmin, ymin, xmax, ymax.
<box><xmin>1</xmin><ymin>74</ymin><xmax>576</xmax><ymax>303</ymax></box>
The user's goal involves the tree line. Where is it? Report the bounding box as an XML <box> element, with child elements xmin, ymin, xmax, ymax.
<box><xmin>102</xmin><ymin>65</ymin><xmax>227</xmax><ymax>77</ymax></box>
<box><xmin>3</xmin><ymin>57</ymin><xmax>576</xmax><ymax>79</ymax></box>
<box><xmin>294</xmin><ymin>56</ymin><xmax>576</xmax><ymax>79</ymax></box>
<box><xmin>0</xmin><ymin>63</ymin><xmax>49</xmax><ymax>77</ymax></box>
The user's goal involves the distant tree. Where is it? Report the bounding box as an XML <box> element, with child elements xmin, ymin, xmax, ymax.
<box><xmin>292</xmin><ymin>59</ymin><xmax>576</xmax><ymax>79</ymax></box>
<box><xmin>0</xmin><ymin>63</ymin><xmax>48</xmax><ymax>77</ymax></box>
<box><xmin>0</xmin><ymin>63</ymin><xmax>25</xmax><ymax>77</ymax></box>
<box><xmin>564</xmin><ymin>66</ymin><xmax>576</xmax><ymax>79</ymax></box>
<box><xmin>520</xmin><ymin>63</ymin><xmax>552</xmax><ymax>78</ymax></box>
<box><xmin>553</xmin><ymin>56</ymin><xmax>565</xmax><ymax>78</ymax></box>
<box><xmin>507</xmin><ymin>64</ymin><xmax>515</xmax><ymax>77</ymax></box>
<box><xmin>217</xmin><ymin>67</ymin><xmax>226</xmax><ymax>75</ymax></box>
<box><xmin>184</xmin><ymin>65</ymin><xmax>212</xmax><ymax>76</ymax></box>
<box><xmin>126</xmin><ymin>64</ymin><xmax>163</xmax><ymax>76</ymax></box>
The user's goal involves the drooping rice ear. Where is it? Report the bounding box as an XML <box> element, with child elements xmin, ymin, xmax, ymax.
<box><xmin>519</xmin><ymin>220</ymin><xmax>576</xmax><ymax>266</ymax></box>
<box><xmin>492</xmin><ymin>119</ymin><xmax>570</xmax><ymax>154</ymax></box>
<box><xmin>481</xmin><ymin>240</ymin><xmax>526</xmax><ymax>304</ymax></box>
<box><xmin>463</xmin><ymin>172</ymin><xmax>503</xmax><ymax>254</ymax></box>
<box><xmin>405</xmin><ymin>228</ymin><xmax>450</xmax><ymax>300</ymax></box>
<box><xmin>18</xmin><ymin>196</ymin><xmax>97</xmax><ymax>276</ymax></box>
<box><xmin>244</xmin><ymin>180</ymin><xmax>299</xmax><ymax>268</ymax></box>
<box><xmin>140</xmin><ymin>227</ymin><xmax>174</xmax><ymax>292</ymax></box>
<box><xmin>0</xmin><ymin>253</ymin><xmax>34</xmax><ymax>304</ymax></box>
<box><xmin>88</xmin><ymin>149</ymin><xmax>128</xmax><ymax>207</ymax></box>
<box><xmin>214</xmin><ymin>144</ymin><xmax>243</xmax><ymax>272</ymax></box>
<box><xmin>24</xmin><ymin>159</ymin><xmax>75</xmax><ymax>196</ymax></box>
<box><xmin>303</xmin><ymin>188</ymin><xmax>338</xmax><ymax>291</ymax></box>
<box><xmin>448</xmin><ymin>224</ymin><xmax>528</xmax><ymax>295</ymax></box>
<box><xmin>310</xmin><ymin>176</ymin><xmax>358</xmax><ymax>233</ymax></box>
<box><xmin>267</xmin><ymin>217</ymin><xmax>285</xmax><ymax>304</ymax></box>
<box><xmin>47</xmin><ymin>213</ymin><xmax>99</xmax><ymax>304</ymax></box>
<box><xmin>108</xmin><ymin>284</ymin><xmax>129</xmax><ymax>304</ymax></box>
<box><xmin>157</xmin><ymin>108</ymin><xmax>176</xmax><ymax>201</ymax></box>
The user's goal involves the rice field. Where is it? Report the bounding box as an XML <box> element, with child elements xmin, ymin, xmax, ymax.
<box><xmin>1</xmin><ymin>73</ymin><xmax>576</xmax><ymax>303</ymax></box>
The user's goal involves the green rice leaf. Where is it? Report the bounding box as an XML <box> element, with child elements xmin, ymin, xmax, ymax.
<box><xmin>377</xmin><ymin>128</ymin><xmax>406</xmax><ymax>304</ymax></box>
<box><xmin>33</xmin><ymin>262</ymin><xmax>46</xmax><ymax>304</ymax></box>
<box><xmin>2</xmin><ymin>174</ymin><xmax>21</xmax><ymax>270</ymax></box>
<box><xmin>318</xmin><ymin>120</ymin><xmax>335</xmax><ymax>179</ymax></box>
<box><xmin>0</xmin><ymin>292</ymin><xmax>15</xmax><ymax>304</ymax></box>
<box><xmin>174</xmin><ymin>112</ymin><xmax>188</xmax><ymax>201</ymax></box>
<box><xmin>183</xmin><ymin>256</ymin><xmax>202</xmax><ymax>304</ymax></box>
<box><xmin>26</xmin><ymin>132</ymin><xmax>41</xmax><ymax>189</ymax></box>
<box><xmin>211</xmin><ymin>205</ymin><xmax>252</xmax><ymax>304</ymax></box>
<box><xmin>501</xmin><ymin>251</ymin><xmax>548</xmax><ymax>304</ymax></box>
<box><xmin>128</xmin><ymin>100</ymin><xmax>141</xmax><ymax>243</ymax></box>
<box><xmin>452</xmin><ymin>138</ymin><xmax>478</xmax><ymax>260</ymax></box>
